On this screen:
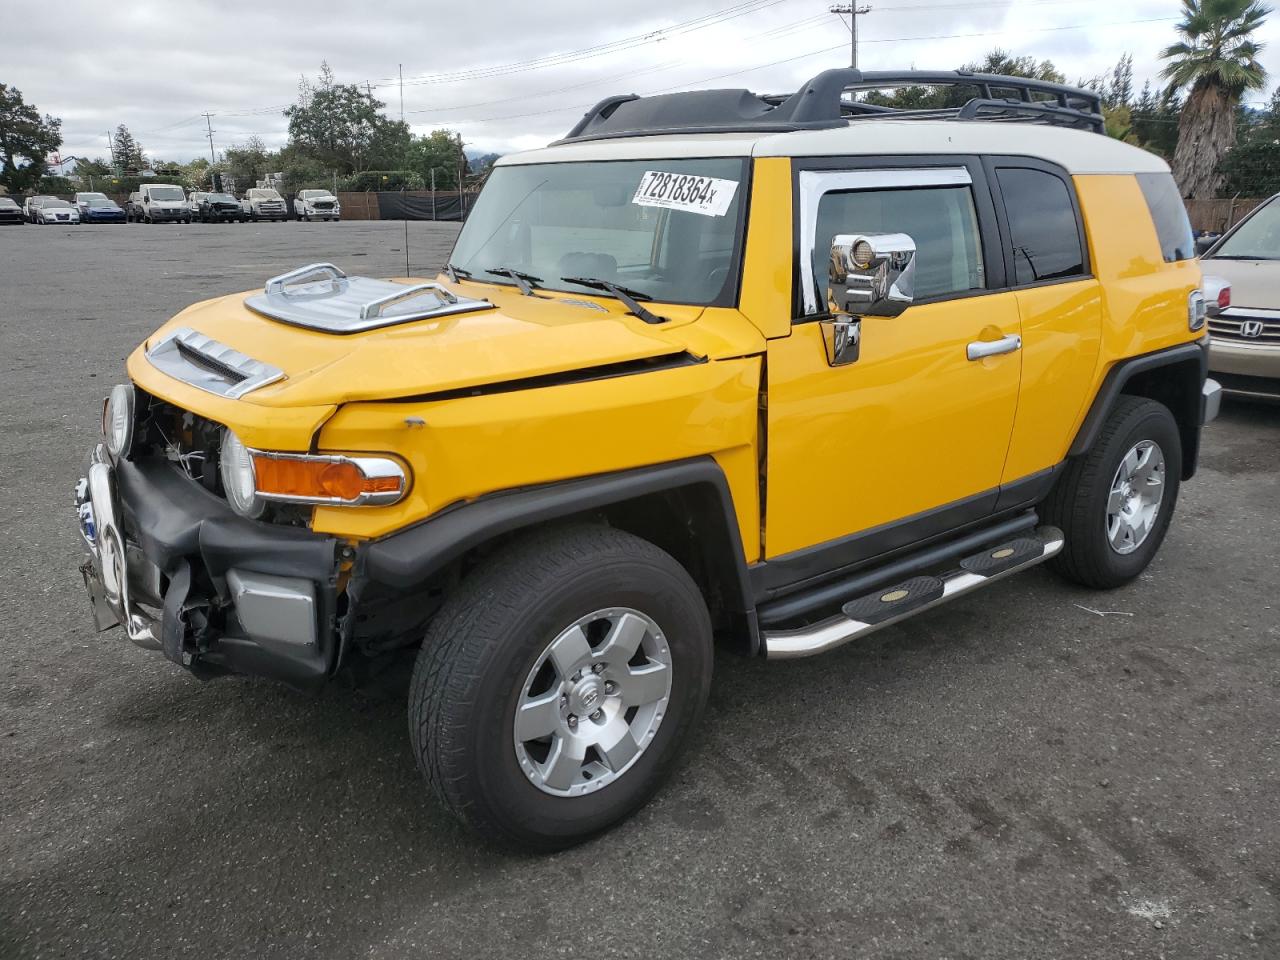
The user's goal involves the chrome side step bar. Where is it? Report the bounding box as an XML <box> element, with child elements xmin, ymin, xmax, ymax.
<box><xmin>763</xmin><ymin>526</ymin><xmax>1064</xmax><ymax>659</ymax></box>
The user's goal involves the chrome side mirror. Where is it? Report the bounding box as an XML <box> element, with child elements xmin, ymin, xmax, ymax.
<box><xmin>821</xmin><ymin>233</ymin><xmax>917</xmax><ymax>366</ymax></box>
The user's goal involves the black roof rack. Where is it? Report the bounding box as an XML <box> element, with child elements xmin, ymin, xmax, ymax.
<box><xmin>556</xmin><ymin>68</ymin><xmax>1104</xmax><ymax>144</ymax></box>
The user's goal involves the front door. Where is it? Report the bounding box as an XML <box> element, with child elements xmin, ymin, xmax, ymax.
<box><xmin>765</xmin><ymin>163</ymin><xmax>1022</xmax><ymax>560</ymax></box>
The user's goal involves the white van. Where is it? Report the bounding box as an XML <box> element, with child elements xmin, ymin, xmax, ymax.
<box><xmin>138</xmin><ymin>184</ymin><xmax>190</xmax><ymax>224</ymax></box>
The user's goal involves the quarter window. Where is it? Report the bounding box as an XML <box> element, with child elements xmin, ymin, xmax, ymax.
<box><xmin>995</xmin><ymin>167</ymin><xmax>1086</xmax><ymax>285</ymax></box>
<box><xmin>1137</xmin><ymin>172</ymin><xmax>1195</xmax><ymax>262</ymax></box>
<box><xmin>812</xmin><ymin>185</ymin><xmax>985</xmax><ymax>303</ymax></box>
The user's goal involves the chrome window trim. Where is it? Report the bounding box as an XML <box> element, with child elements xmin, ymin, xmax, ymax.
<box><xmin>797</xmin><ymin>167</ymin><xmax>973</xmax><ymax>316</ymax></box>
<box><xmin>145</xmin><ymin>327</ymin><xmax>286</xmax><ymax>399</ymax></box>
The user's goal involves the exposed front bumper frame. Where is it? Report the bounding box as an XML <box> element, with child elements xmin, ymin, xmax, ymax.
<box><xmin>75</xmin><ymin>445</ymin><xmax>343</xmax><ymax>686</ymax></box>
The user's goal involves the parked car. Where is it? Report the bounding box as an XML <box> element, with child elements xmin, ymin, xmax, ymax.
<box><xmin>196</xmin><ymin>192</ymin><xmax>246</xmax><ymax>223</ymax></box>
<box><xmin>125</xmin><ymin>192</ymin><xmax>144</xmax><ymax>222</ymax></box>
<box><xmin>0</xmin><ymin>197</ymin><xmax>23</xmax><ymax>224</ymax></box>
<box><xmin>244</xmin><ymin>187</ymin><xmax>288</xmax><ymax>221</ymax></box>
<box><xmin>73</xmin><ymin>191</ymin><xmax>110</xmax><ymax>217</ymax></box>
<box><xmin>136</xmin><ymin>183</ymin><xmax>190</xmax><ymax>224</ymax></box>
<box><xmin>23</xmin><ymin>195</ymin><xmax>57</xmax><ymax>222</ymax></box>
<box><xmin>1199</xmin><ymin>192</ymin><xmax>1280</xmax><ymax>400</ymax></box>
<box><xmin>80</xmin><ymin>197</ymin><xmax>127</xmax><ymax>224</ymax></box>
<box><xmin>35</xmin><ymin>199</ymin><xmax>80</xmax><ymax>224</ymax></box>
<box><xmin>294</xmin><ymin>188</ymin><xmax>341</xmax><ymax>221</ymax></box>
<box><xmin>75</xmin><ymin>68</ymin><xmax>1221</xmax><ymax>851</ymax></box>
<box><xmin>187</xmin><ymin>191</ymin><xmax>208</xmax><ymax>218</ymax></box>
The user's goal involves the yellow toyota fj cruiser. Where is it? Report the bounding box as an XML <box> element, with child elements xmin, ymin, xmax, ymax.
<box><xmin>76</xmin><ymin>69</ymin><xmax>1223</xmax><ymax>849</ymax></box>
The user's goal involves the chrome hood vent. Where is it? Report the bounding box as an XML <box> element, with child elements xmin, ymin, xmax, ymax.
<box><xmin>146</xmin><ymin>327</ymin><xmax>285</xmax><ymax>399</ymax></box>
<box><xmin>244</xmin><ymin>263</ymin><xmax>493</xmax><ymax>334</ymax></box>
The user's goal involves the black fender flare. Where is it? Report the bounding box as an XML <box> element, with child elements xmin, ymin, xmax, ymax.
<box><xmin>355</xmin><ymin>456</ymin><xmax>760</xmax><ymax>649</ymax></box>
<box><xmin>1068</xmin><ymin>341</ymin><xmax>1209</xmax><ymax>478</ymax></box>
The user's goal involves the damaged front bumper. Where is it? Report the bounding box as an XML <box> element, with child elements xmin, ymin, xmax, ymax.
<box><xmin>75</xmin><ymin>444</ymin><xmax>343</xmax><ymax>687</ymax></box>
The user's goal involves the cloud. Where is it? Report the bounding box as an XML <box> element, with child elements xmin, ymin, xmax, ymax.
<box><xmin>10</xmin><ymin>0</ymin><xmax>1280</xmax><ymax>162</ymax></box>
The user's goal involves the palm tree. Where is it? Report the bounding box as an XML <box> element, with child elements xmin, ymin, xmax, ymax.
<box><xmin>1162</xmin><ymin>0</ymin><xmax>1271</xmax><ymax>199</ymax></box>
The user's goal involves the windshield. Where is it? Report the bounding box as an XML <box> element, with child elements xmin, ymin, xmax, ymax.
<box><xmin>0</xmin><ymin>199</ymin><xmax>17</xmax><ymax>208</ymax></box>
<box><xmin>76</xmin><ymin>192</ymin><xmax>107</xmax><ymax>202</ymax></box>
<box><xmin>250</xmin><ymin>189</ymin><xmax>281</xmax><ymax>199</ymax></box>
<box><xmin>208</xmin><ymin>193</ymin><xmax>236</xmax><ymax>202</ymax></box>
<box><xmin>1212</xmin><ymin>199</ymin><xmax>1280</xmax><ymax>260</ymax></box>
<box><xmin>449</xmin><ymin>158</ymin><xmax>749</xmax><ymax>306</ymax></box>
<box><xmin>148</xmin><ymin>187</ymin><xmax>185</xmax><ymax>201</ymax></box>
<box><xmin>44</xmin><ymin>200</ymin><xmax>72</xmax><ymax>209</ymax></box>
<box><xmin>87</xmin><ymin>199</ymin><xmax>117</xmax><ymax>207</ymax></box>
<box><xmin>300</xmin><ymin>190</ymin><xmax>330</xmax><ymax>199</ymax></box>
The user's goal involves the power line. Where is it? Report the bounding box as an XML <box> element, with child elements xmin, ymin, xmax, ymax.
<box><xmin>401</xmin><ymin>15</ymin><xmax>1182</xmax><ymax>127</ymax></box>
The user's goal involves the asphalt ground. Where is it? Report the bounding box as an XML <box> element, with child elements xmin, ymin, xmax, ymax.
<box><xmin>1</xmin><ymin>221</ymin><xmax>1278</xmax><ymax>959</ymax></box>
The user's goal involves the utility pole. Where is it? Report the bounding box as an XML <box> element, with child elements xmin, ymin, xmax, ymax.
<box><xmin>398</xmin><ymin>64</ymin><xmax>404</xmax><ymax>122</ymax></box>
<box><xmin>829</xmin><ymin>3</ymin><xmax>872</xmax><ymax>69</ymax></box>
<box><xmin>202</xmin><ymin>113</ymin><xmax>217</xmax><ymax>165</ymax></box>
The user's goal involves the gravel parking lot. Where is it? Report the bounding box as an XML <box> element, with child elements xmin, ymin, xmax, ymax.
<box><xmin>1</xmin><ymin>222</ymin><xmax>1277</xmax><ymax>959</ymax></box>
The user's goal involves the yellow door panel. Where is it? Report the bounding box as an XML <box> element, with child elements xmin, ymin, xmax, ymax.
<box><xmin>1001</xmin><ymin>280</ymin><xmax>1104</xmax><ymax>482</ymax></box>
<box><xmin>765</xmin><ymin>293</ymin><xmax>1022</xmax><ymax>558</ymax></box>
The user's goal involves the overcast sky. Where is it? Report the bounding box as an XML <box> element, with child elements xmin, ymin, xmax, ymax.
<box><xmin>12</xmin><ymin>0</ymin><xmax>1280</xmax><ymax>164</ymax></box>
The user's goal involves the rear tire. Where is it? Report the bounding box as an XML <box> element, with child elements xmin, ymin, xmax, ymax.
<box><xmin>408</xmin><ymin>524</ymin><xmax>713</xmax><ymax>851</ymax></box>
<box><xmin>1043</xmin><ymin>396</ymin><xmax>1182</xmax><ymax>589</ymax></box>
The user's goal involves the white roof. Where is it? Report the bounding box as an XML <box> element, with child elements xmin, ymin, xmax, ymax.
<box><xmin>496</xmin><ymin>121</ymin><xmax>1168</xmax><ymax>176</ymax></box>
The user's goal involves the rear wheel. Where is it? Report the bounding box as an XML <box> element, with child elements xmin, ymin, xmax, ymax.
<box><xmin>409</xmin><ymin>524</ymin><xmax>713</xmax><ymax>851</ymax></box>
<box><xmin>1043</xmin><ymin>396</ymin><xmax>1182</xmax><ymax>589</ymax></box>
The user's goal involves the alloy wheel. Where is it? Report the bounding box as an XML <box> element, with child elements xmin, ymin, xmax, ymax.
<box><xmin>513</xmin><ymin>608</ymin><xmax>672</xmax><ymax>797</ymax></box>
<box><xmin>1106</xmin><ymin>439</ymin><xmax>1166</xmax><ymax>555</ymax></box>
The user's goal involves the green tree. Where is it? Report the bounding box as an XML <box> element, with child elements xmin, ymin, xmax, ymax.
<box><xmin>965</xmin><ymin>49</ymin><xmax>1065</xmax><ymax>83</ymax></box>
<box><xmin>861</xmin><ymin>49</ymin><xmax>1065</xmax><ymax>110</ymax></box>
<box><xmin>1161</xmin><ymin>0</ymin><xmax>1271</xmax><ymax>198</ymax></box>
<box><xmin>285</xmin><ymin>62</ymin><xmax>407</xmax><ymax>174</ymax></box>
<box><xmin>76</xmin><ymin>157</ymin><xmax>113</xmax><ymax>179</ymax></box>
<box><xmin>0</xmin><ymin>84</ymin><xmax>62</xmax><ymax>194</ymax></box>
<box><xmin>111</xmin><ymin>124</ymin><xmax>145</xmax><ymax>173</ymax></box>
<box><xmin>222</xmin><ymin>136</ymin><xmax>275</xmax><ymax>191</ymax></box>
<box><xmin>405</xmin><ymin>129</ymin><xmax>465</xmax><ymax>189</ymax></box>
<box><xmin>1131</xmin><ymin>80</ymin><xmax>1183</xmax><ymax>157</ymax></box>
<box><xmin>1218</xmin><ymin>87</ymin><xmax>1280</xmax><ymax>194</ymax></box>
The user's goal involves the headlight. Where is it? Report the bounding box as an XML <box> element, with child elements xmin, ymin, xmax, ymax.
<box><xmin>219</xmin><ymin>429</ymin><xmax>265</xmax><ymax>519</ymax></box>
<box><xmin>218</xmin><ymin>429</ymin><xmax>408</xmax><ymax>517</ymax></box>
<box><xmin>102</xmin><ymin>383</ymin><xmax>135</xmax><ymax>460</ymax></box>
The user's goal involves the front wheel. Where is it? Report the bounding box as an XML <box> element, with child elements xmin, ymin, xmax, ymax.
<box><xmin>1043</xmin><ymin>396</ymin><xmax>1182</xmax><ymax>589</ymax></box>
<box><xmin>409</xmin><ymin>524</ymin><xmax>713</xmax><ymax>851</ymax></box>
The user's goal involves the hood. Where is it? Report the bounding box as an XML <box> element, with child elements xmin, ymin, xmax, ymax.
<box><xmin>1202</xmin><ymin>257</ymin><xmax>1280</xmax><ymax>311</ymax></box>
<box><xmin>133</xmin><ymin>279</ymin><xmax>740</xmax><ymax>409</ymax></box>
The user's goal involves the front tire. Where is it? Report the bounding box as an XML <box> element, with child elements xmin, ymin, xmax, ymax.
<box><xmin>409</xmin><ymin>524</ymin><xmax>713</xmax><ymax>851</ymax></box>
<box><xmin>1043</xmin><ymin>396</ymin><xmax>1182</xmax><ymax>589</ymax></box>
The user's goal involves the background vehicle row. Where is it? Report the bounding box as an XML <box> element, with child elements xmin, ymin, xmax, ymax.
<box><xmin>4</xmin><ymin>186</ymin><xmax>342</xmax><ymax>224</ymax></box>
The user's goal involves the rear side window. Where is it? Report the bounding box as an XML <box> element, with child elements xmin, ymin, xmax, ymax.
<box><xmin>1137</xmin><ymin>173</ymin><xmax>1195</xmax><ymax>262</ymax></box>
<box><xmin>812</xmin><ymin>185</ymin><xmax>985</xmax><ymax>301</ymax></box>
<box><xmin>995</xmin><ymin>167</ymin><xmax>1086</xmax><ymax>285</ymax></box>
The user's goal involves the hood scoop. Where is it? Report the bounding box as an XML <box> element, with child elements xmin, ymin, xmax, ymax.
<box><xmin>244</xmin><ymin>262</ymin><xmax>493</xmax><ymax>334</ymax></box>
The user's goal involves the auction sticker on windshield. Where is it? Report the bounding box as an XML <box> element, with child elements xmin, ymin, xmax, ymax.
<box><xmin>632</xmin><ymin>171</ymin><xmax>738</xmax><ymax>217</ymax></box>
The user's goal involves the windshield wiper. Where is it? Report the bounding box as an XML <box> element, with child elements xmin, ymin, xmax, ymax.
<box><xmin>560</xmin><ymin>276</ymin><xmax>668</xmax><ymax>325</ymax></box>
<box><xmin>444</xmin><ymin>263</ymin><xmax>473</xmax><ymax>282</ymax></box>
<box><xmin>485</xmin><ymin>266</ymin><xmax>542</xmax><ymax>296</ymax></box>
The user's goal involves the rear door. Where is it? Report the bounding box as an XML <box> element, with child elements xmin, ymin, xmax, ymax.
<box><xmin>765</xmin><ymin>158</ymin><xmax>1023</xmax><ymax>561</ymax></box>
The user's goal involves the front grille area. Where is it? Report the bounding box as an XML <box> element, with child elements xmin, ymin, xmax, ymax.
<box><xmin>131</xmin><ymin>391</ymin><xmax>312</xmax><ymax>526</ymax></box>
<box><xmin>1209</xmin><ymin>313</ymin><xmax>1280</xmax><ymax>344</ymax></box>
